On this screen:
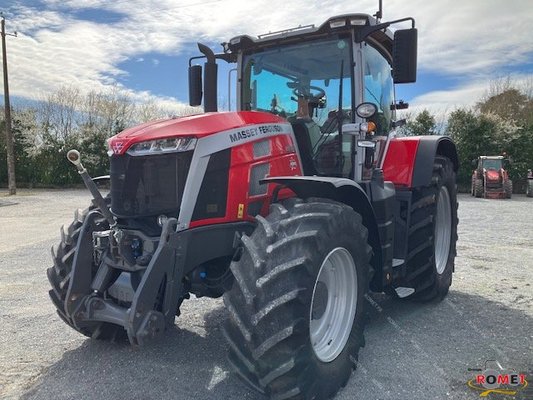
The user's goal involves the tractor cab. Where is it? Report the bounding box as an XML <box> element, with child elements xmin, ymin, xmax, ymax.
<box><xmin>478</xmin><ymin>156</ymin><xmax>504</xmax><ymax>171</ymax></box>
<box><xmin>189</xmin><ymin>13</ymin><xmax>417</xmax><ymax>181</ymax></box>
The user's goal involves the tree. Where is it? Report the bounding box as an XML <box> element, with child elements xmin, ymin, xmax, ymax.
<box><xmin>0</xmin><ymin>107</ymin><xmax>41</xmax><ymax>185</ymax></box>
<box><xmin>1</xmin><ymin>84</ymin><xmax>211</xmax><ymax>187</ymax></box>
<box><xmin>447</xmin><ymin>109</ymin><xmax>509</xmax><ymax>186</ymax></box>
<box><xmin>478</xmin><ymin>88</ymin><xmax>533</xmax><ymax>127</ymax></box>
<box><xmin>448</xmin><ymin>81</ymin><xmax>533</xmax><ymax>190</ymax></box>
<box><xmin>404</xmin><ymin>109</ymin><xmax>437</xmax><ymax>136</ymax></box>
<box><xmin>477</xmin><ymin>81</ymin><xmax>533</xmax><ymax>185</ymax></box>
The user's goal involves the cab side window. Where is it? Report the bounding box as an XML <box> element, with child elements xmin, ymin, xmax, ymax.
<box><xmin>362</xmin><ymin>43</ymin><xmax>394</xmax><ymax>135</ymax></box>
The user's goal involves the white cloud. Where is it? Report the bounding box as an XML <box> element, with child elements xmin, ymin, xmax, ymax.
<box><xmin>401</xmin><ymin>82</ymin><xmax>488</xmax><ymax>119</ymax></box>
<box><xmin>407</xmin><ymin>74</ymin><xmax>533</xmax><ymax>116</ymax></box>
<box><xmin>389</xmin><ymin>0</ymin><xmax>533</xmax><ymax>76</ymax></box>
<box><xmin>1</xmin><ymin>0</ymin><xmax>532</xmax><ymax>112</ymax></box>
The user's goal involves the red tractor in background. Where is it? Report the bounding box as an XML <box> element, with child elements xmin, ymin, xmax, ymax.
<box><xmin>471</xmin><ymin>156</ymin><xmax>512</xmax><ymax>199</ymax></box>
<box><xmin>48</xmin><ymin>5</ymin><xmax>459</xmax><ymax>400</ymax></box>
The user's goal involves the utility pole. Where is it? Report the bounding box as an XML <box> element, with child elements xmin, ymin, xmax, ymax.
<box><xmin>1</xmin><ymin>14</ymin><xmax>17</xmax><ymax>195</ymax></box>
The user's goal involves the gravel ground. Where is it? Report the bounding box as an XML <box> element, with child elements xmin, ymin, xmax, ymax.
<box><xmin>0</xmin><ymin>190</ymin><xmax>531</xmax><ymax>400</ymax></box>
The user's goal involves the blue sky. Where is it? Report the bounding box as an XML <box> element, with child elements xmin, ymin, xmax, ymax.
<box><xmin>1</xmin><ymin>0</ymin><xmax>532</xmax><ymax>116</ymax></box>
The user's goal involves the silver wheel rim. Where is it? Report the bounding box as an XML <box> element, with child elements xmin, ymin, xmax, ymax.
<box><xmin>310</xmin><ymin>247</ymin><xmax>357</xmax><ymax>362</ymax></box>
<box><xmin>435</xmin><ymin>186</ymin><xmax>452</xmax><ymax>275</ymax></box>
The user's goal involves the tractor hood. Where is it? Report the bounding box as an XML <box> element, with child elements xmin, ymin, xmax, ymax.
<box><xmin>108</xmin><ymin>111</ymin><xmax>286</xmax><ymax>155</ymax></box>
<box><xmin>486</xmin><ymin>170</ymin><xmax>501</xmax><ymax>181</ymax></box>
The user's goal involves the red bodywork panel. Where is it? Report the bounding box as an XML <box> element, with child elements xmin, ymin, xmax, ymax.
<box><xmin>108</xmin><ymin>111</ymin><xmax>287</xmax><ymax>155</ymax></box>
<box><xmin>189</xmin><ymin>134</ymin><xmax>301</xmax><ymax>229</ymax></box>
<box><xmin>485</xmin><ymin>170</ymin><xmax>501</xmax><ymax>181</ymax></box>
<box><xmin>382</xmin><ymin>137</ymin><xmax>420</xmax><ymax>188</ymax></box>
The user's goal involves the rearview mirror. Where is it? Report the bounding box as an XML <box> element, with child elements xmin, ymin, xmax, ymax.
<box><xmin>189</xmin><ymin>65</ymin><xmax>203</xmax><ymax>106</ymax></box>
<box><xmin>393</xmin><ymin>28</ymin><xmax>417</xmax><ymax>84</ymax></box>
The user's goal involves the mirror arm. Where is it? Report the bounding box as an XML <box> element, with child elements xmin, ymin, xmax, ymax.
<box><xmin>355</xmin><ymin>17</ymin><xmax>415</xmax><ymax>42</ymax></box>
<box><xmin>391</xmin><ymin>119</ymin><xmax>406</xmax><ymax>129</ymax></box>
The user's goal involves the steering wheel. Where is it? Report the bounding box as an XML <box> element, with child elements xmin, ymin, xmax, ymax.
<box><xmin>292</xmin><ymin>85</ymin><xmax>326</xmax><ymax>102</ymax></box>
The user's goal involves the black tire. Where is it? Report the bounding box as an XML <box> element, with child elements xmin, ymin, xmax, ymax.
<box><xmin>47</xmin><ymin>206</ymin><xmax>127</xmax><ymax>341</ymax></box>
<box><xmin>504</xmin><ymin>179</ymin><xmax>512</xmax><ymax>199</ymax></box>
<box><xmin>474</xmin><ymin>178</ymin><xmax>483</xmax><ymax>198</ymax></box>
<box><xmin>401</xmin><ymin>156</ymin><xmax>458</xmax><ymax>302</ymax></box>
<box><xmin>223</xmin><ymin>198</ymin><xmax>372</xmax><ymax>400</ymax></box>
<box><xmin>527</xmin><ymin>180</ymin><xmax>533</xmax><ymax>198</ymax></box>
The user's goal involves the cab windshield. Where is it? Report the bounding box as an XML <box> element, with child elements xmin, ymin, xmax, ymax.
<box><xmin>483</xmin><ymin>159</ymin><xmax>502</xmax><ymax>170</ymax></box>
<box><xmin>241</xmin><ymin>36</ymin><xmax>353</xmax><ymax>176</ymax></box>
<box><xmin>242</xmin><ymin>36</ymin><xmax>352</xmax><ymax>122</ymax></box>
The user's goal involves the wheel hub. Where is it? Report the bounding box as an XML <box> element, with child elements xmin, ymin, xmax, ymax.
<box><xmin>310</xmin><ymin>247</ymin><xmax>357</xmax><ymax>363</ymax></box>
<box><xmin>435</xmin><ymin>186</ymin><xmax>452</xmax><ymax>275</ymax></box>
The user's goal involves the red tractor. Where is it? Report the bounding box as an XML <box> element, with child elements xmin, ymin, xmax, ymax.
<box><xmin>471</xmin><ymin>156</ymin><xmax>512</xmax><ymax>199</ymax></box>
<box><xmin>48</xmin><ymin>7</ymin><xmax>458</xmax><ymax>400</ymax></box>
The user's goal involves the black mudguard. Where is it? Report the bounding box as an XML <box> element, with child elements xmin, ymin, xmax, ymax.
<box><xmin>412</xmin><ymin>136</ymin><xmax>458</xmax><ymax>188</ymax></box>
<box><xmin>262</xmin><ymin>176</ymin><xmax>388</xmax><ymax>289</ymax></box>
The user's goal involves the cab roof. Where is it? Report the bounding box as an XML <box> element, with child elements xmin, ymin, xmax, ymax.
<box><xmin>480</xmin><ymin>156</ymin><xmax>504</xmax><ymax>160</ymax></box>
<box><xmin>226</xmin><ymin>13</ymin><xmax>394</xmax><ymax>55</ymax></box>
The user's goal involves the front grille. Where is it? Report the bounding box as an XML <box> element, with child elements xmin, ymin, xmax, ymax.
<box><xmin>110</xmin><ymin>151</ymin><xmax>193</xmax><ymax>217</ymax></box>
<box><xmin>486</xmin><ymin>179</ymin><xmax>502</xmax><ymax>190</ymax></box>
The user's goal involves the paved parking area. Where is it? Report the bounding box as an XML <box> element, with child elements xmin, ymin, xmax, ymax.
<box><xmin>0</xmin><ymin>190</ymin><xmax>531</xmax><ymax>399</ymax></box>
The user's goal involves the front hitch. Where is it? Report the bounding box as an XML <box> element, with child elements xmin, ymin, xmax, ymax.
<box><xmin>64</xmin><ymin>149</ymin><xmax>188</xmax><ymax>345</ymax></box>
<box><xmin>65</xmin><ymin>216</ymin><xmax>186</xmax><ymax>345</ymax></box>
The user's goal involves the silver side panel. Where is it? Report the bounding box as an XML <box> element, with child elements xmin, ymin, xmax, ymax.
<box><xmin>177</xmin><ymin>122</ymin><xmax>295</xmax><ymax>231</ymax></box>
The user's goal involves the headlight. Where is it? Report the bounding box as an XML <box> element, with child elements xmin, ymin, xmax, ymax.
<box><xmin>127</xmin><ymin>137</ymin><xmax>197</xmax><ymax>156</ymax></box>
<box><xmin>356</xmin><ymin>102</ymin><xmax>378</xmax><ymax>119</ymax></box>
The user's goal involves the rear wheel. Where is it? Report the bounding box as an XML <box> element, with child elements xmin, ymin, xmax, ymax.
<box><xmin>223</xmin><ymin>198</ymin><xmax>372</xmax><ymax>400</ymax></box>
<box><xmin>47</xmin><ymin>206</ymin><xmax>127</xmax><ymax>341</ymax></box>
<box><xmin>402</xmin><ymin>156</ymin><xmax>458</xmax><ymax>302</ymax></box>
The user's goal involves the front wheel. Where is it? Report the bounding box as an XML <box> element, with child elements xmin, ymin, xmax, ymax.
<box><xmin>504</xmin><ymin>179</ymin><xmax>512</xmax><ymax>198</ymax></box>
<box><xmin>223</xmin><ymin>198</ymin><xmax>372</xmax><ymax>400</ymax></box>
<box><xmin>474</xmin><ymin>178</ymin><xmax>483</xmax><ymax>198</ymax></box>
<box><xmin>47</xmin><ymin>206</ymin><xmax>127</xmax><ymax>341</ymax></box>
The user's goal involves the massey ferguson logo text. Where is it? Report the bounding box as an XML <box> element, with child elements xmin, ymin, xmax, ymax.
<box><xmin>229</xmin><ymin>125</ymin><xmax>283</xmax><ymax>143</ymax></box>
<box><xmin>467</xmin><ymin>360</ymin><xmax>528</xmax><ymax>397</ymax></box>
